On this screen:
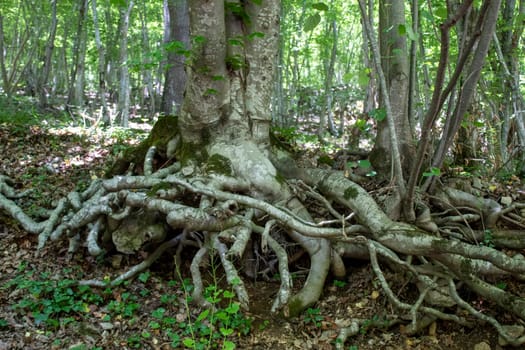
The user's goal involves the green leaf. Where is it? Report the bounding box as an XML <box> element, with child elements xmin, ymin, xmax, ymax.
<box><xmin>435</xmin><ymin>7</ymin><xmax>447</xmax><ymax>19</ymax></box>
<box><xmin>422</xmin><ymin>167</ymin><xmax>441</xmax><ymax>177</ymax></box>
<box><xmin>110</xmin><ymin>0</ymin><xmax>126</xmax><ymax>7</ymax></box>
<box><xmin>223</xmin><ymin>340</ymin><xmax>236</xmax><ymax>350</ymax></box>
<box><xmin>138</xmin><ymin>271</ymin><xmax>150</xmax><ymax>283</ymax></box>
<box><xmin>397</xmin><ymin>24</ymin><xmax>407</xmax><ymax>36</ymax></box>
<box><xmin>228</xmin><ymin>38</ymin><xmax>244</xmax><ymax>46</ymax></box>
<box><xmin>312</xmin><ymin>2</ymin><xmax>329</xmax><ymax>11</ymax></box>
<box><xmin>152</xmin><ymin>307</ymin><xmax>166</xmax><ymax>319</ymax></box>
<box><xmin>183</xmin><ymin>338</ymin><xmax>195</xmax><ymax>347</ymax></box>
<box><xmin>369</xmin><ymin>108</ymin><xmax>386</xmax><ymax>121</ymax></box>
<box><xmin>220</xmin><ymin>327</ymin><xmax>234</xmax><ymax>336</ymax></box>
<box><xmin>358</xmin><ymin>159</ymin><xmax>372</xmax><ymax>169</ymax></box>
<box><xmin>223</xmin><ymin>290</ymin><xmax>235</xmax><ymax>298</ymax></box>
<box><xmin>304</xmin><ymin>13</ymin><xmax>321</xmax><ymax>32</ymax></box>
<box><xmin>192</xmin><ymin>35</ymin><xmax>206</xmax><ymax>44</ymax></box>
<box><xmin>247</xmin><ymin>31</ymin><xmax>265</xmax><ymax>40</ymax></box>
<box><xmin>225</xmin><ymin>302</ymin><xmax>240</xmax><ymax>314</ymax></box>
<box><xmin>357</xmin><ymin>69</ymin><xmax>370</xmax><ymax>87</ymax></box>
<box><xmin>196</xmin><ymin>309</ymin><xmax>210</xmax><ymax>322</ymax></box>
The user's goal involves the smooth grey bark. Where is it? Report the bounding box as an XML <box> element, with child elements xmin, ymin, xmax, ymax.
<box><xmin>139</xmin><ymin>2</ymin><xmax>155</xmax><ymax>116</ymax></box>
<box><xmin>116</xmin><ymin>0</ymin><xmax>134</xmax><ymax>127</ymax></box>
<box><xmin>358</xmin><ymin>0</ymin><xmax>407</xmax><ymax>204</ymax></box>
<box><xmin>318</xmin><ymin>19</ymin><xmax>338</xmax><ymax>140</ymax></box>
<box><xmin>160</xmin><ymin>0</ymin><xmax>189</xmax><ymax>116</ymax></box>
<box><xmin>38</xmin><ymin>0</ymin><xmax>58</xmax><ymax>107</ymax></box>
<box><xmin>91</xmin><ymin>0</ymin><xmax>110</xmax><ymax>124</ymax></box>
<box><xmin>368</xmin><ymin>0</ymin><xmax>413</xmax><ymax>183</ymax></box>
<box><xmin>67</xmin><ymin>0</ymin><xmax>88</xmax><ymax>107</ymax></box>
<box><xmin>0</xmin><ymin>14</ymin><xmax>9</xmax><ymax>94</ymax></box>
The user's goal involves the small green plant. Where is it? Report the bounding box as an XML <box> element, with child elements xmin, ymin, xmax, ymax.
<box><xmin>333</xmin><ymin>279</ymin><xmax>347</xmax><ymax>288</ymax></box>
<box><xmin>107</xmin><ymin>291</ymin><xmax>140</xmax><ymax>318</ymax></box>
<box><xmin>2</xmin><ymin>264</ymin><xmax>102</xmax><ymax>329</ymax></box>
<box><xmin>0</xmin><ymin>318</ymin><xmax>8</xmax><ymax>329</ymax></box>
<box><xmin>258</xmin><ymin>319</ymin><xmax>270</xmax><ymax>331</ymax></box>
<box><xmin>496</xmin><ymin>281</ymin><xmax>507</xmax><ymax>290</ymax></box>
<box><xmin>304</xmin><ymin>307</ymin><xmax>324</xmax><ymax>327</ymax></box>
<box><xmin>176</xmin><ymin>259</ymin><xmax>251</xmax><ymax>349</ymax></box>
<box><xmin>482</xmin><ymin>229</ymin><xmax>495</xmax><ymax>248</ymax></box>
<box><xmin>422</xmin><ymin>167</ymin><xmax>441</xmax><ymax>177</ymax></box>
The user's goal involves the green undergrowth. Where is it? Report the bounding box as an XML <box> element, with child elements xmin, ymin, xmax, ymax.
<box><xmin>1</xmin><ymin>262</ymin><xmax>252</xmax><ymax>349</ymax></box>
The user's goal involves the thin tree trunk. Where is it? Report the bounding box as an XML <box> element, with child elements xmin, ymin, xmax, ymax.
<box><xmin>431</xmin><ymin>0</ymin><xmax>502</xmax><ymax>171</ymax></box>
<box><xmin>116</xmin><ymin>0</ymin><xmax>134</xmax><ymax>127</ymax></box>
<box><xmin>318</xmin><ymin>20</ymin><xmax>338</xmax><ymax>141</ymax></box>
<box><xmin>358</xmin><ymin>0</ymin><xmax>407</xmax><ymax>202</ymax></box>
<box><xmin>0</xmin><ymin>15</ymin><xmax>9</xmax><ymax>95</ymax></box>
<box><xmin>160</xmin><ymin>0</ymin><xmax>189</xmax><ymax>115</ymax></box>
<box><xmin>67</xmin><ymin>0</ymin><xmax>88</xmax><ymax>107</ymax></box>
<box><xmin>38</xmin><ymin>0</ymin><xmax>58</xmax><ymax>107</ymax></box>
<box><xmin>139</xmin><ymin>2</ymin><xmax>155</xmax><ymax>117</ymax></box>
<box><xmin>91</xmin><ymin>0</ymin><xmax>110</xmax><ymax>124</ymax></box>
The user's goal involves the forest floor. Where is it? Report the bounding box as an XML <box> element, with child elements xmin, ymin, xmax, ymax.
<box><xmin>0</xmin><ymin>119</ymin><xmax>512</xmax><ymax>350</ymax></box>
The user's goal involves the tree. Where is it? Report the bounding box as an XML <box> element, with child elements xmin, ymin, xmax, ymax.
<box><xmin>37</xmin><ymin>0</ymin><xmax>58</xmax><ymax>107</ymax></box>
<box><xmin>3</xmin><ymin>0</ymin><xmax>525</xmax><ymax>347</ymax></box>
<box><xmin>368</xmin><ymin>0</ymin><xmax>414</xmax><ymax>184</ymax></box>
<box><xmin>160</xmin><ymin>0</ymin><xmax>189</xmax><ymax>115</ymax></box>
<box><xmin>67</xmin><ymin>0</ymin><xmax>88</xmax><ymax>107</ymax></box>
<box><xmin>116</xmin><ymin>0</ymin><xmax>134</xmax><ymax>127</ymax></box>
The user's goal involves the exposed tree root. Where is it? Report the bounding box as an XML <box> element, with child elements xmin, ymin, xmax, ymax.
<box><xmin>2</xmin><ymin>144</ymin><xmax>525</xmax><ymax>347</ymax></box>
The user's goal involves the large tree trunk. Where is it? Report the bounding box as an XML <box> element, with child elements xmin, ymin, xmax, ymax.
<box><xmin>369</xmin><ymin>0</ymin><xmax>414</xmax><ymax>180</ymax></box>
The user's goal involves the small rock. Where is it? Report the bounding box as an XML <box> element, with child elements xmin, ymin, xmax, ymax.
<box><xmin>474</xmin><ymin>341</ymin><xmax>491</xmax><ymax>350</ymax></box>
<box><xmin>498</xmin><ymin>325</ymin><xmax>525</xmax><ymax>346</ymax></box>
<box><xmin>501</xmin><ymin>196</ymin><xmax>512</xmax><ymax>206</ymax></box>
<box><xmin>472</xmin><ymin>177</ymin><xmax>483</xmax><ymax>189</ymax></box>
<box><xmin>99</xmin><ymin>322</ymin><xmax>114</xmax><ymax>330</ymax></box>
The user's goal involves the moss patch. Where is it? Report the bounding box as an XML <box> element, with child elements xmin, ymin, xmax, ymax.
<box><xmin>343</xmin><ymin>186</ymin><xmax>358</xmax><ymax>200</ymax></box>
<box><xmin>106</xmin><ymin>115</ymin><xmax>179</xmax><ymax>176</ymax></box>
<box><xmin>176</xmin><ymin>141</ymin><xmax>208</xmax><ymax>166</ymax></box>
<box><xmin>205</xmin><ymin>153</ymin><xmax>234</xmax><ymax>176</ymax></box>
<box><xmin>285</xmin><ymin>298</ymin><xmax>308</xmax><ymax>318</ymax></box>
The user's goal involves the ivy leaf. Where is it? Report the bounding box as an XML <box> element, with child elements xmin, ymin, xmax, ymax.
<box><xmin>312</xmin><ymin>2</ymin><xmax>329</xmax><ymax>11</ymax></box>
<box><xmin>304</xmin><ymin>13</ymin><xmax>321</xmax><ymax>32</ymax></box>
